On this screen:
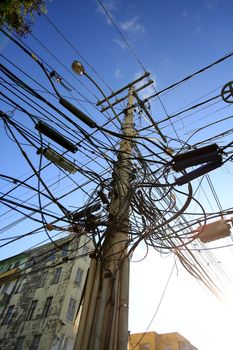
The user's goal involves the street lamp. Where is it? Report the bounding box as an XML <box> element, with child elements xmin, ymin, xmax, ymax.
<box><xmin>71</xmin><ymin>60</ymin><xmax>122</xmax><ymax>124</ymax></box>
<box><xmin>71</xmin><ymin>60</ymin><xmax>106</xmax><ymax>93</ymax></box>
<box><xmin>71</xmin><ymin>61</ymin><xmax>85</xmax><ymax>75</ymax></box>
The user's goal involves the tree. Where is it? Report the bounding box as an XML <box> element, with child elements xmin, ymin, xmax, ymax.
<box><xmin>0</xmin><ymin>0</ymin><xmax>47</xmax><ymax>36</ymax></box>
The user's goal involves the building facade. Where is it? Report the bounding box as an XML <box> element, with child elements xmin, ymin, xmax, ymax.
<box><xmin>128</xmin><ymin>331</ymin><xmax>198</xmax><ymax>350</ymax></box>
<box><xmin>0</xmin><ymin>236</ymin><xmax>91</xmax><ymax>350</ymax></box>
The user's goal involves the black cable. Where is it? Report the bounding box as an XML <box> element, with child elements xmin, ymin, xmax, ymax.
<box><xmin>145</xmin><ymin>51</ymin><xmax>233</xmax><ymax>102</ymax></box>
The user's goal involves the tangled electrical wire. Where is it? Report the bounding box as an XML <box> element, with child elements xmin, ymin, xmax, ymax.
<box><xmin>1</xmin><ymin>26</ymin><xmax>233</xmax><ymax>297</ymax></box>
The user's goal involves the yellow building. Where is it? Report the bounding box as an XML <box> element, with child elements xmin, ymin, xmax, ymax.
<box><xmin>129</xmin><ymin>331</ymin><xmax>198</xmax><ymax>350</ymax></box>
<box><xmin>0</xmin><ymin>236</ymin><xmax>91</xmax><ymax>350</ymax></box>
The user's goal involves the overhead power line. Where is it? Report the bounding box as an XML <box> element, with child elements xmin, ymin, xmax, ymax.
<box><xmin>144</xmin><ymin>51</ymin><xmax>233</xmax><ymax>102</ymax></box>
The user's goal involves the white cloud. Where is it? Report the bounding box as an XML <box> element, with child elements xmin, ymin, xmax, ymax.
<box><xmin>194</xmin><ymin>25</ymin><xmax>202</xmax><ymax>35</ymax></box>
<box><xmin>119</xmin><ymin>17</ymin><xmax>145</xmax><ymax>35</ymax></box>
<box><xmin>162</xmin><ymin>57</ymin><xmax>171</xmax><ymax>64</ymax></box>
<box><xmin>140</xmin><ymin>81</ymin><xmax>157</xmax><ymax>100</ymax></box>
<box><xmin>96</xmin><ymin>0</ymin><xmax>146</xmax><ymax>50</ymax></box>
<box><xmin>96</xmin><ymin>0</ymin><xmax>120</xmax><ymax>25</ymax></box>
<box><xmin>193</xmin><ymin>15</ymin><xmax>202</xmax><ymax>37</ymax></box>
<box><xmin>96</xmin><ymin>0</ymin><xmax>120</xmax><ymax>14</ymax></box>
<box><xmin>182</xmin><ymin>10</ymin><xmax>188</xmax><ymax>18</ymax></box>
<box><xmin>115</xmin><ymin>67</ymin><xmax>123</xmax><ymax>79</ymax></box>
<box><xmin>205</xmin><ymin>0</ymin><xmax>219</xmax><ymax>9</ymax></box>
<box><xmin>112</xmin><ymin>38</ymin><xmax>127</xmax><ymax>49</ymax></box>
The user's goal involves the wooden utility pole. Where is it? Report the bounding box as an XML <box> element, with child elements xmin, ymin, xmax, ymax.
<box><xmin>74</xmin><ymin>87</ymin><xmax>135</xmax><ymax>350</ymax></box>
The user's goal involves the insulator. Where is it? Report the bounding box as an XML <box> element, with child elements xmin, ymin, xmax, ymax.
<box><xmin>173</xmin><ymin>150</ymin><xmax>220</xmax><ymax>171</ymax></box>
<box><xmin>35</xmin><ymin>121</ymin><xmax>78</xmax><ymax>153</ymax></box>
<box><xmin>173</xmin><ymin>144</ymin><xmax>218</xmax><ymax>163</ymax></box>
<box><xmin>175</xmin><ymin>159</ymin><xmax>222</xmax><ymax>186</ymax></box>
<box><xmin>59</xmin><ymin>98</ymin><xmax>97</xmax><ymax>128</ymax></box>
<box><xmin>37</xmin><ymin>147</ymin><xmax>78</xmax><ymax>174</ymax></box>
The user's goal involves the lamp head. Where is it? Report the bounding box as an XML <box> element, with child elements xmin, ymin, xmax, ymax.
<box><xmin>72</xmin><ymin>61</ymin><xmax>85</xmax><ymax>75</ymax></box>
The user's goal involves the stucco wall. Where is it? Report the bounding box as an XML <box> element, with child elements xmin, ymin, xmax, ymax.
<box><xmin>0</xmin><ymin>236</ymin><xmax>91</xmax><ymax>350</ymax></box>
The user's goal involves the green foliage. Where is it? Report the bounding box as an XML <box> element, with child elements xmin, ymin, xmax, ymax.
<box><xmin>0</xmin><ymin>0</ymin><xmax>47</xmax><ymax>36</ymax></box>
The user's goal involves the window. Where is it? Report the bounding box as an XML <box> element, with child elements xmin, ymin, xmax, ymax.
<box><xmin>15</xmin><ymin>279</ymin><xmax>26</xmax><ymax>293</ymax></box>
<box><xmin>2</xmin><ymin>281</ymin><xmax>15</xmax><ymax>295</ymax></box>
<box><xmin>42</xmin><ymin>297</ymin><xmax>53</xmax><ymax>317</ymax></box>
<box><xmin>74</xmin><ymin>268</ymin><xmax>83</xmax><ymax>286</ymax></box>
<box><xmin>82</xmin><ymin>245</ymin><xmax>88</xmax><ymax>259</ymax></box>
<box><xmin>58</xmin><ymin>334</ymin><xmax>69</xmax><ymax>350</ymax></box>
<box><xmin>0</xmin><ymin>305</ymin><xmax>3</xmax><ymax>318</ymax></box>
<box><xmin>2</xmin><ymin>305</ymin><xmax>14</xmax><ymax>325</ymax></box>
<box><xmin>53</xmin><ymin>267</ymin><xmax>62</xmax><ymax>284</ymax></box>
<box><xmin>179</xmin><ymin>342</ymin><xmax>188</xmax><ymax>350</ymax></box>
<box><xmin>30</xmin><ymin>334</ymin><xmax>41</xmax><ymax>350</ymax></box>
<box><xmin>14</xmin><ymin>261</ymin><xmax>20</xmax><ymax>269</ymax></box>
<box><xmin>47</xmin><ymin>249</ymin><xmax>56</xmax><ymax>261</ymax></box>
<box><xmin>15</xmin><ymin>279</ymin><xmax>22</xmax><ymax>294</ymax></box>
<box><xmin>15</xmin><ymin>336</ymin><xmax>25</xmax><ymax>350</ymax></box>
<box><xmin>61</xmin><ymin>243</ymin><xmax>69</xmax><ymax>257</ymax></box>
<box><xmin>140</xmin><ymin>344</ymin><xmax>150</xmax><ymax>350</ymax></box>
<box><xmin>66</xmin><ymin>297</ymin><xmax>76</xmax><ymax>321</ymax></box>
<box><xmin>164</xmin><ymin>345</ymin><xmax>172</xmax><ymax>350</ymax></box>
<box><xmin>2</xmin><ymin>283</ymin><xmax>10</xmax><ymax>294</ymax></box>
<box><xmin>27</xmin><ymin>257</ymin><xmax>35</xmax><ymax>268</ymax></box>
<box><xmin>27</xmin><ymin>300</ymin><xmax>38</xmax><ymax>320</ymax></box>
<box><xmin>37</xmin><ymin>271</ymin><xmax>48</xmax><ymax>288</ymax></box>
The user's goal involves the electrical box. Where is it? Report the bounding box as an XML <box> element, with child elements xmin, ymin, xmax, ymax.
<box><xmin>197</xmin><ymin>219</ymin><xmax>231</xmax><ymax>243</ymax></box>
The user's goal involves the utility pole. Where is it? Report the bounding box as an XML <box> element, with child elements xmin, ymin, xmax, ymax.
<box><xmin>74</xmin><ymin>87</ymin><xmax>135</xmax><ymax>350</ymax></box>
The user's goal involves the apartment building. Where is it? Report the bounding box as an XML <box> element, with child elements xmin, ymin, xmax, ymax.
<box><xmin>0</xmin><ymin>235</ymin><xmax>91</xmax><ymax>350</ymax></box>
<box><xmin>129</xmin><ymin>331</ymin><xmax>198</xmax><ymax>350</ymax></box>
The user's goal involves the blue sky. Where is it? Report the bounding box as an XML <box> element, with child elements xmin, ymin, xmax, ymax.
<box><xmin>1</xmin><ymin>1</ymin><xmax>233</xmax><ymax>349</ymax></box>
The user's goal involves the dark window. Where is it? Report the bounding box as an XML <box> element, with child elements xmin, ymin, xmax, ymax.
<box><xmin>2</xmin><ymin>281</ymin><xmax>15</xmax><ymax>295</ymax></box>
<box><xmin>27</xmin><ymin>300</ymin><xmax>37</xmax><ymax>320</ymax></box>
<box><xmin>15</xmin><ymin>279</ymin><xmax>26</xmax><ymax>293</ymax></box>
<box><xmin>53</xmin><ymin>267</ymin><xmax>62</xmax><ymax>284</ymax></box>
<box><xmin>2</xmin><ymin>283</ymin><xmax>10</xmax><ymax>293</ymax></box>
<box><xmin>15</xmin><ymin>336</ymin><xmax>25</xmax><ymax>350</ymax></box>
<box><xmin>58</xmin><ymin>334</ymin><xmax>69</xmax><ymax>350</ymax></box>
<box><xmin>0</xmin><ymin>304</ymin><xmax>3</xmax><ymax>317</ymax></box>
<box><xmin>15</xmin><ymin>279</ymin><xmax>22</xmax><ymax>293</ymax></box>
<box><xmin>2</xmin><ymin>305</ymin><xmax>14</xmax><ymax>325</ymax></box>
<box><xmin>75</xmin><ymin>268</ymin><xmax>83</xmax><ymax>286</ymax></box>
<box><xmin>27</xmin><ymin>258</ymin><xmax>35</xmax><ymax>268</ymax></box>
<box><xmin>178</xmin><ymin>342</ymin><xmax>187</xmax><ymax>350</ymax></box>
<box><xmin>15</xmin><ymin>278</ymin><xmax>27</xmax><ymax>293</ymax></box>
<box><xmin>47</xmin><ymin>249</ymin><xmax>56</xmax><ymax>261</ymax></box>
<box><xmin>42</xmin><ymin>297</ymin><xmax>53</xmax><ymax>317</ymax></box>
<box><xmin>30</xmin><ymin>334</ymin><xmax>41</xmax><ymax>350</ymax></box>
<box><xmin>38</xmin><ymin>271</ymin><xmax>48</xmax><ymax>288</ymax></box>
<box><xmin>61</xmin><ymin>243</ymin><xmax>69</xmax><ymax>257</ymax></box>
<box><xmin>82</xmin><ymin>245</ymin><xmax>88</xmax><ymax>259</ymax></box>
<box><xmin>14</xmin><ymin>261</ymin><xmax>20</xmax><ymax>269</ymax></box>
<box><xmin>66</xmin><ymin>297</ymin><xmax>76</xmax><ymax>321</ymax></box>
